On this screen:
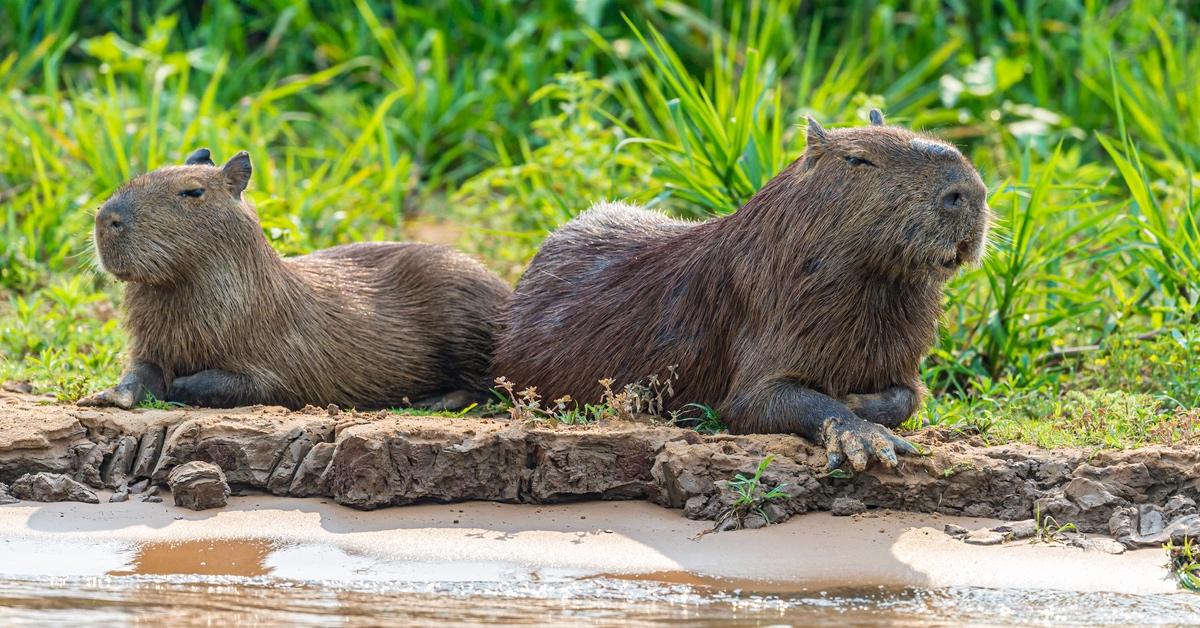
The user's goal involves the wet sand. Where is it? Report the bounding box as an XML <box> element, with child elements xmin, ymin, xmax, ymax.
<box><xmin>0</xmin><ymin>493</ymin><xmax>1175</xmax><ymax>595</ymax></box>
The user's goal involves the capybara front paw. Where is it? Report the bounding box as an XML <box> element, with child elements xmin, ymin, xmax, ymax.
<box><xmin>821</xmin><ymin>416</ymin><xmax>921</xmax><ymax>472</ymax></box>
<box><xmin>77</xmin><ymin>387</ymin><xmax>137</xmax><ymax>410</ymax></box>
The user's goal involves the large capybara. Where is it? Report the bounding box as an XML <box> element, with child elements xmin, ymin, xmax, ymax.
<box><xmin>81</xmin><ymin>148</ymin><xmax>511</xmax><ymax>410</ymax></box>
<box><xmin>494</xmin><ymin>110</ymin><xmax>990</xmax><ymax>470</ymax></box>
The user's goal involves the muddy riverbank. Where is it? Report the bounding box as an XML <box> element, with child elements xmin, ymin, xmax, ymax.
<box><xmin>2</xmin><ymin>391</ymin><xmax>1198</xmax><ymax>543</ymax></box>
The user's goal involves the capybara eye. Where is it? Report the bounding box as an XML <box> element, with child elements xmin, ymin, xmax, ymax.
<box><xmin>843</xmin><ymin>155</ymin><xmax>875</xmax><ymax>167</ymax></box>
<box><xmin>179</xmin><ymin>188</ymin><xmax>205</xmax><ymax>198</ymax></box>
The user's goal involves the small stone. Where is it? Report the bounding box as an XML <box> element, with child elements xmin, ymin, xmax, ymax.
<box><xmin>0</xmin><ymin>482</ymin><xmax>18</xmax><ymax>505</ymax></box>
<box><xmin>9</xmin><ymin>473</ymin><xmax>99</xmax><ymax>504</ymax></box>
<box><xmin>327</xmin><ymin>404</ymin><xmax>340</xmax><ymax>417</ymax></box>
<box><xmin>943</xmin><ymin>523</ymin><xmax>969</xmax><ymax>538</ymax></box>
<box><xmin>742</xmin><ymin>513</ymin><xmax>768</xmax><ymax>529</ymax></box>
<box><xmin>992</xmin><ymin>519</ymin><xmax>1037</xmax><ymax>540</ymax></box>
<box><xmin>142</xmin><ymin>495</ymin><xmax>163</xmax><ymax>503</ymax></box>
<box><xmin>1</xmin><ymin>380</ymin><xmax>34</xmax><ymax>394</ymax></box>
<box><xmin>167</xmin><ymin>461</ymin><xmax>230</xmax><ymax>511</ymax></box>
<box><xmin>831</xmin><ymin>497</ymin><xmax>866</xmax><ymax>516</ymax></box>
<box><xmin>963</xmin><ymin>529</ymin><xmax>1006</xmax><ymax>546</ymax></box>
<box><xmin>108</xmin><ymin>490</ymin><xmax>129</xmax><ymax>503</ymax></box>
<box><xmin>1089</xmin><ymin>538</ymin><xmax>1126</xmax><ymax>554</ymax></box>
<box><xmin>129</xmin><ymin>479</ymin><xmax>150</xmax><ymax>494</ymax></box>
<box><xmin>761</xmin><ymin>502</ymin><xmax>788</xmax><ymax>524</ymax></box>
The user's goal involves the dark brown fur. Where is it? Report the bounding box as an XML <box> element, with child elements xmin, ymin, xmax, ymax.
<box><xmin>494</xmin><ymin>114</ymin><xmax>990</xmax><ymax>469</ymax></box>
<box><xmin>83</xmin><ymin>149</ymin><xmax>511</xmax><ymax>410</ymax></box>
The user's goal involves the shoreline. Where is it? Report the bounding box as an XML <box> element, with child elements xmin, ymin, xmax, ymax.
<box><xmin>0</xmin><ymin>494</ymin><xmax>1178</xmax><ymax>595</ymax></box>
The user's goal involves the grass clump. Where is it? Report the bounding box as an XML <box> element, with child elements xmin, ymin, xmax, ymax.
<box><xmin>1167</xmin><ymin>538</ymin><xmax>1200</xmax><ymax>592</ymax></box>
<box><xmin>708</xmin><ymin>455</ymin><xmax>790</xmax><ymax>534</ymax></box>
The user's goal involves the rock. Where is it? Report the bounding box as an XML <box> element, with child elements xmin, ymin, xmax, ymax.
<box><xmin>326</xmin><ymin>404</ymin><xmax>340</xmax><ymax>417</ymax></box>
<box><xmin>288</xmin><ymin>442</ymin><xmax>335</xmax><ymax>497</ymax></box>
<box><xmin>167</xmin><ymin>461</ymin><xmax>230</xmax><ymax>511</ymax></box>
<box><xmin>1064</xmin><ymin>477</ymin><xmax>1118</xmax><ymax>510</ymax></box>
<box><xmin>5</xmin><ymin>391</ymin><xmax>1200</xmax><ymax>531</ymax></box>
<box><xmin>0</xmin><ymin>482</ymin><xmax>18</xmax><ymax>505</ymax></box>
<box><xmin>761</xmin><ymin>502</ymin><xmax>788</xmax><ymax>524</ymax></box>
<box><xmin>963</xmin><ymin>503</ymin><xmax>993</xmax><ymax>518</ymax></box>
<box><xmin>1138</xmin><ymin>504</ymin><xmax>1166</xmax><ymax>537</ymax></box>
<box><xmin>102</xmin><ymin>436</ymin><xmax>140</xmax><ymax>489</ymax></box>
<box><xmin>742</xmin><ymin>513</ymin><xmax>768</xmax><ymax>529</ymax></box>
<box><xmin>109</xmin><ymin>489</ymin><xmax>129</xmax><ymax>503</ymax></box>
<box><xmin>963</xmin><ymin>529</ymin><xmax>1006</xmax><ymax>546</ymax></box>
<box><xmin>128</xmin><ymin>479</ymin><xmax>150</xmax><ymax>494</ymax></box>
<box><xmin>142</xmin><ymin>495</ymin><xmax>163</xmax><ymax>503</ymax></box>
<box><xmin>1089</xmin><ymin>538</ymin><xmax>1126</xmax><ymax>554</ymax></box>
<box><xmin>831</xmin><ymin>497</ymin><xmax>866</xmax><ymax>516</ymax></box>
<box><xmin>1165</xmin><ymin>495</ymin><xmax>1198</xmax><ymax>519</ymax></box>
<box><xmin>944</xmin><ymin>523</ymin><xmax>969</xmax><ymax>538</ymax></box>
<box><xmin>992</xmin><ymin>519</ymin><xmax>1037</xmax><ymax>540</ymax></box>
<box><xmin>9</xmin><ymin>472</ymin><xmax>99</xmax><ymax>504</ymax></box>
<box><xmin>1108</xmin><ymin>506</ymin><xmax>1136</xmax><ymax>545</ymax></box>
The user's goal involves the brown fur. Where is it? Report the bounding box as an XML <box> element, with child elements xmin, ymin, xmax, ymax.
<box><xmin>494</xmin><ymin>116</ymin><xmax>989</xmax><ymax>441</ymax></box>
<box><xmin>88</xmin><ymin>149</ymin><xmax>510</xmax><ymax>409</ymax></box>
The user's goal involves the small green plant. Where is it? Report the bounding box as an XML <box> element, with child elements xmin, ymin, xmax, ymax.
<box><xmin>136</xmin><ymin>395</ymin><xmax>187</xmax><ymax>410</ymax></box>
<box><xmin>388</xmin><ymin>402</ymin><xmax>481</xmax><ymax>419</ymax></box>
<box><xmin>1032</xmin><ymin>503</ymin><xmax>1078</xmax><ymax>543</ymax></box>
<box><xmin>709</xmin><ymin>454</ymin><xmax>789</xmax><ymax>533</ymax></box>
<box><xmin>1166</xmin><ymin>537</ymin><xmax>1200</xmax><ymax>592</ymax></box>
<box><xmin>682</xmin><ymin>403</ymin><xmax>728</xmax><ymax>435</ymax></box>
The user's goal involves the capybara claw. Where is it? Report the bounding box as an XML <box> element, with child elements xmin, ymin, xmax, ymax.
<box><xmin>823</xmin><ymin>416</ymin><xmax>912</xmax><ymax>471</ymax></box>
<box><xmin>77</xmin><ymin>387</ymin><xmax>135</xmax><ymax>410</ymax></box>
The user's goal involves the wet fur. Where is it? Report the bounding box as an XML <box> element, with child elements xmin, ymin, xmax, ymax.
<box><xmin>494</xmin><ymin>121</ymin><xmax>989</xmax><ymax>438</ymax></box>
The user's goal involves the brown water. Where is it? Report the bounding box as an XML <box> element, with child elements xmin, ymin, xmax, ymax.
<box><xmin>1</xmin><ymin>536</ymin><xmax>1198</xmax><ymax>626</ymax></box>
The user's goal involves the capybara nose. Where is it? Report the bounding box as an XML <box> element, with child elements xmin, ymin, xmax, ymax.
<box><xmin>96</xmin><ymin>203</ymin><xmax>130</xmax><ymax>235</ymax></box>
<box><xmin>939</xmin><ymin>187</ymin><xmax>965</xmax><ymax>212</ymax></box>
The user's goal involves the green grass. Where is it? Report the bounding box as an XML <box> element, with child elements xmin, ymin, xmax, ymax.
<box><xmin>1</xmin><ymin>1</ymin><xmax>1198</xmax><ymax>448</ymax></box>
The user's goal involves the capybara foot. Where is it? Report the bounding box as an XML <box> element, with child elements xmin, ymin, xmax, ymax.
<box><xmin>822</xmin><ymin>416</ymin><xmax>921</xmax><ymax>472</ymax></box>
<box><xmin>413</xmin><ymin>389</ymin><xmax>488</xmax><ymax>412</ymax></box>
<box><xmin>167</xmin><ymin>369</ymin><xmax>254</xmax><ymax>408</ymax></box>
<box><xmin>77</xmin><ymin>386</ymin><xmax>138</xmax><ymax>410</ymax></box>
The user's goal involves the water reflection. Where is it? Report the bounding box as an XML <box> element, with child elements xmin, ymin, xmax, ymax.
<box><xmin>1</xmin><ymin>536</ymin><xmax>1198</xmax><ymax>625</ymax></box>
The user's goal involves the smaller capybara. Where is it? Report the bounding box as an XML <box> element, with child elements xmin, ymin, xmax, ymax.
<box><xmin>494</xmin><ymin>110</ymin><xmax>991</xmax><ymax>471</ymax></box>
<box><xmin>81</xmin><ymin>148</ymin><xmax>510</xmax><ymax>410</ymax></box>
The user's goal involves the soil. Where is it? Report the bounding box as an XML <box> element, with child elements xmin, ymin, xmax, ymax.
<box><xmin>2</xmin><ymin>390</ymin><xmax>1198</xmax><ymax>543</ymax></box>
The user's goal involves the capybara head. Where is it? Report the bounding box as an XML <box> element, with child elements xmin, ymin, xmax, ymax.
<box><xmin>93</xmin><ymin>148</ymin><xmax>258</xmax><ymax>284</ymax></box>
<box><xmin>783</xmin><ymin>111</ymin><xmax>990</xmax><ymax>281</ymax></box>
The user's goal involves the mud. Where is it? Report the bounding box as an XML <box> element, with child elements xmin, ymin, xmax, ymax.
<box><xmin>2</xmin><ymin>391</ymin><xmax>1199</xmax><ymax>541</ymax></box>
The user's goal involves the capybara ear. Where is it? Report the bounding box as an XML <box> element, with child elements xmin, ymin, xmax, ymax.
<box><xmin>806</xmin><ymin>115</ymin><xmax>828</xmax><ymax>146</ymax></box>
<box><xmin>222</xmin><ymin>151</ymin><xmax>252</xmax><ymax>195</ymax></box>
<box><xmin>184</xmin><ymin>148</ymin><xmax>215</xmax><ymax>166</ymax></box>
<box><xmin>869</xmin><ymin>109</ymin><xmax>885</xmax><ymax>126</ymax></box>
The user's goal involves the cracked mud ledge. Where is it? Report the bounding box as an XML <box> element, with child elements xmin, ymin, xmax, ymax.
<box><xmin>2</xmin><ymin>391</ymin><xmax>1197</xmax><ymax>543</ymax></box>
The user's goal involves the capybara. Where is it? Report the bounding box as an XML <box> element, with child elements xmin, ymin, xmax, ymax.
<box><xmin>81</xmin><ymin>148</ymin><xmax>510</xmax><ymax>410</ymax></box>
<box><xmin>494</xmin><ymin>111</ymin><xmax>990</xmax><ymax>470</ymax></box>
